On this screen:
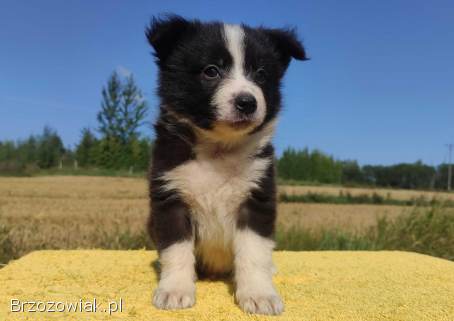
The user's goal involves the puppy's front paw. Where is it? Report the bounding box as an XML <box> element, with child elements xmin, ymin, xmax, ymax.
<box><xmin>236</xmin><ymin>291</ymin><xmax>284</xmax><ymax>315</ymax></box>
<box><xmin>153</xmin><ymin>288</ymin><xmax>195</xmax><ymax>310</ymax></box>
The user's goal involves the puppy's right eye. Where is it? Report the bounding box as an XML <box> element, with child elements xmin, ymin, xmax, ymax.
<box><xmin>203</xmin><ymin>65</ymin><xmax>221</xmax><ymax>79</ymax></box>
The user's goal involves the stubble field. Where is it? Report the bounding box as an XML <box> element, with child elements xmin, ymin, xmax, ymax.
<box><xmin>1</xmin><ymin>176</ymin><xmax>453</xmax><ymax>263</ymax></box>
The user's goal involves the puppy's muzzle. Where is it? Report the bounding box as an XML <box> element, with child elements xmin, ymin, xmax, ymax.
<box><xmin>234</xmin><ymin>92</ymin><xmax>257</xmax><ymax>115</ymax></box>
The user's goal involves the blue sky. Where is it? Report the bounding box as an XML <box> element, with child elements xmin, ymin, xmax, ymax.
<box><xmin>1</xmin><ymin>1</ymin><xmax>453</xmax><ymax>165</ymax></box>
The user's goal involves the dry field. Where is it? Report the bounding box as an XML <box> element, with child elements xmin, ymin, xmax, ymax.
<box><xmin>281</xmin><ymin>185</ymin><xmax>454</xmax><ymax>201</ymax></box>
<box><xmin>0</xmin><ymin>176</ymin><xmax>440</xmax><ymax>257</ymax></box>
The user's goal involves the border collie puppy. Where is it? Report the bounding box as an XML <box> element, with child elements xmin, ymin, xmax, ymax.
<box><xmin>146</xmin><ymin>15</ymin><xmax>307</xmax><ymax>315</ymax></box>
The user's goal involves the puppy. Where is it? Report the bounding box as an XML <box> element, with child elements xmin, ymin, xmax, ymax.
<box><xmin>146</xmin><ymin>15</ymin><xmax>307</xmax><ymax>315</ymax></box>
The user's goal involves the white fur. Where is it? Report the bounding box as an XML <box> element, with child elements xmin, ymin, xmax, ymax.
<box><xmin>234</xmin><ymin>228</ymin><xmax>284</xmax><ymax>315</ymax></box>
<box><xmin>161</xmin><ymin>121</ymin><xmax>275</xmax><ymax>274</ymax></box>
<box><xmin>155</xmin><ymin>24</ymin><xmax>280</xmax><ymax>313</ymax></box>
<box><xmin>212</xmin><ymin>24</ymin><xmax>266</xmax><ymax>126</ymax></box>
<box><xmin>153</xmin><ymin>240</ymin><xmax>196</xmax><ymax>309</ymax></box>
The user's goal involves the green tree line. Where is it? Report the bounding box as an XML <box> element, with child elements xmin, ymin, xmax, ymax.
<box><xmin>2</xmin><ymin>130</ymin><xmax>451</xmax><ymax>190</ymax></box>
<box><xmin>0</xmin><ymin>126</ymin><xmax>67</xmax><ymax>173</ymax></box>
<box><xmin>277</xmin><ymin>148</ymin><xmax>452</xmax><ymax>190</ymax></box>
<box><xmin>0</xmin><ymin>71</ymin><xmax>452</xmax><ymax>190</ymax></box>
<box><xmin>277</xmin><ymin>148</ymin><xmax>342</xmax><ymax>183</ymax></box>
<box><xmin>0</xmin><ymin>72</ymin><xmax>152</xmax><ymax>174</ymax></box>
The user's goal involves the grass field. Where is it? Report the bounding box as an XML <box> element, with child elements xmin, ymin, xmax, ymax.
<box><xmin>1</xmin><ymin>176</ymin><xmax>453</xmax><ymax>264</ymax></box>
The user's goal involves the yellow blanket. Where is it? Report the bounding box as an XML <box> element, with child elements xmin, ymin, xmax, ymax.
<box><xmin>0</xmin><ymin>251</ymin><xmax>453</xmax><ymax>320</ymax></box>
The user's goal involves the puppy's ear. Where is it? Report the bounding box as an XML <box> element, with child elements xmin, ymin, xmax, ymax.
<box><xmin>145</xmin><ymin>15</ymin><xmax>193</xmax><ymax>62</ymax></box>
<box><xmin>261</xmin><ymin>28</ymin><xmax>308</xmax><ymax>68</ymax></box>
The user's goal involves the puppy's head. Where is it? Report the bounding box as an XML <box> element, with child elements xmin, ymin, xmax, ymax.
<box><xmin>146</xmin><ymin>15</ymin><xmax>307</xmax><ymax>142</ymax></box>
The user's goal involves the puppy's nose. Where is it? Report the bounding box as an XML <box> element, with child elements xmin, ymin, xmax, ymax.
<box><xmin>234</xmin><ymin>93</ymin><xmax>257</xmax><ymax>115</ymax></box>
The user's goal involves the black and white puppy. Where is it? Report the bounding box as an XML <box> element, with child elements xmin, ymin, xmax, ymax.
<box><xmin>146</xmin><ymin>15</ymin><xmax>307</xmax><ymax>315</ymax></box>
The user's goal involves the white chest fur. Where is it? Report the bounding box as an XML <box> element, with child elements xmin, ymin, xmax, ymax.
<box><xmin>161</xmin><ymin>139</ymin><xmax>271</xmax><ymax>273</ymax></box>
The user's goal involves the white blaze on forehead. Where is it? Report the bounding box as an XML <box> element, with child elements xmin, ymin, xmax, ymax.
<box><xmin>224</xmin><ymin>24</ymin><xmax>246</xmax><ymax>78</ymax></box>
<box><xmin>211</xmin><ymin>24</ymin><xmax>266</xmax><ymax>129</ymax></box>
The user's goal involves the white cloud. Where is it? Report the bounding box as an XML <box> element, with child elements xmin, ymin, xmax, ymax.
<box><xmin>116</xmin><ymin>65</ymin><xmax>132</xmax><ymax>78</ymax></box>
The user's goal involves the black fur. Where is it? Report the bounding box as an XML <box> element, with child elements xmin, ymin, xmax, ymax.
<box><xmin>147</xmin><ymin>17</ymin><xmax>230</xmax><ymax>129</ymax></box>
<box><xmin>147</xmin><ymin>113</ymin><xmax>195</xmax><ymax>250</ymax></box>
<box><xmin>146</xmin><ymin>15</ymin><xmax>307</xmax><ymax>131</ymax></box>
<box><xmin>238</xmin><ymin>146</ymin><xmax>277</xmax><ymax>238</ymax></box>
<box><xmin>260</xmin><ymin>27</ymin><xmax>308</xmax><ymax>67</ymax></box>
<box><xmin>146</xmin><ymin>15</ymin><xmax>306</xmax><ymax>252</ymax></box>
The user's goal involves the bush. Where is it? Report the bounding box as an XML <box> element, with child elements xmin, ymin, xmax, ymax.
<box><xmin>98</xmin><ymin>227</ymin><xmax>154</xmax><ymax>250</ymax></box>
<box><xmin>0</xmin><ymin>161</ymin><xmax>27</xmax><ymax>177</ymax></box>
<box><xmin>279</xmin><ymin>191</ymin><xmax>454</xmax><ymax>207</ymax></box>
<box><xmin>373</xmin><ymin>206</ymin><xmax>454</xmax><ymax>260</ymax></box>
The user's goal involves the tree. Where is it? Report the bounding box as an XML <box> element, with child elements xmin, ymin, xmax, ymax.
<box><xmin>0</xmin><ymin>127</ymin><xmax>65</xmax><ymax>173</ymax></box>
<box><xmin>341</xmin><ymin>160</ymin><xmax>365</xmax><ymax>185</ymax></box>
<box><xmin>435</xmin><ymin>164</ymin><xmax>453</xmax><ymax>190</ymax></box>
<box><xmin>277</xmin><ymin>147</ymin><xmax>342</xmax><ymax>184</ymax></box>
<box><xmin>97</xmin><ymin>72</ymin><xmax>148</xmax><ymax>144</ymax></box>
<box><xmin>129</xmin><ymin>137</ymin><xmax>153</xmax><ymax>171</ymax></box>
<box><xmin>94</xmin><ymin>136</ymin><xmax>124</xmax><ymax>169</ymax></box>
<box><xmin>95</xmin><ymin>71</ymin><xmax>149</xmax><ymax>169</ymax></box>
<box><xmin>36</xmin><ymin>126</ymin><xmax>65</xmax><ymax>169</ymax></box>
<box><xmin>0</xmin><ymin>141</ymin><xmax>16</xmax><ymax>163</ymax></box>
<box><xmin>75</xmin><ymin>128</ymin><xmax>98</xmax><ymax>167</ymax></box>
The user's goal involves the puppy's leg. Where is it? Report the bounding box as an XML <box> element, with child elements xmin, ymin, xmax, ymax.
<box><xmin>234</xmin><ymin>158</ymin><xmax>283</xmax><ymax>315</ymax></box>
<box><xmin>154</xmin><ymin>240</ymin><xmax>196</xmax><ymax>309</ymax></box>
<box><xmin>151</xmin><ymin>193</ymin><xmax>196</xmax><ymax>310</ymax></box>
<box><xmin>233</xmin><ymin>228</ymin><xmax>284</xmax><ymax>315</ymax></box>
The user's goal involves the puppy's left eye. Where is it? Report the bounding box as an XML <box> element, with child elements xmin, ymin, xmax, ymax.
<box><xmin>203</xmin><ymin>65</ymin><xmax>221</xmax><ymax>79</ymax></box>
<box><xmin>255</xmin><ymin>67</ymin><xmax>267</xmax><ymax>84</ymax></box>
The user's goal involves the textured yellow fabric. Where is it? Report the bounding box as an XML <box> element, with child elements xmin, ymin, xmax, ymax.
<box><xmin>0</xmin><ymin>250</ymin><xmax>453</xmax><ymax>320</ymax></box>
